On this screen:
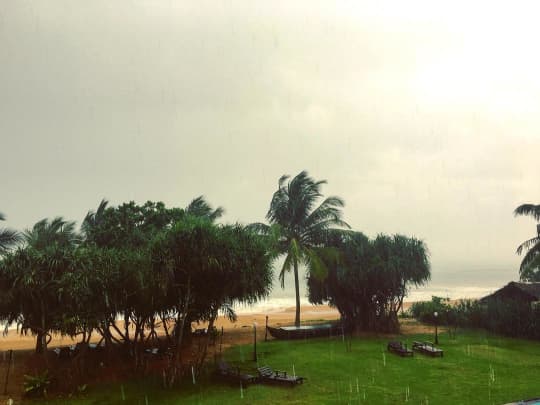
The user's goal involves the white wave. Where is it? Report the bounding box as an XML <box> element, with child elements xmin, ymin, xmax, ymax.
<box><xmin>233</xmin><ymin>285</ymin><xmax>498</xmax><ymax>315</ymax></box>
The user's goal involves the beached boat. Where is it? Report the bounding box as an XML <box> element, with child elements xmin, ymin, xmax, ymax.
<box><xmin>266</xmin><ymin>323</ymin><xmax>343</xmax><ymax>340</ymax></box>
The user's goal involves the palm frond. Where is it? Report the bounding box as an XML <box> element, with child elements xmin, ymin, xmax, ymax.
<box><xmin>519</xmin><ymin>243</ymin><xmax>540</xmax><ymax>271</ymax></box>
<box><xmin>82</xmin><ymin>199</ymin><xmax>109</xmax><ymax>240</ymax></box>
<box><xmin>514</xmin><ymin>204</ymin><xmax>540</xmax><ymax>221</ymax></box>
<box><xmin>516</xmin><ymin>235</ymin><xmax>540</xmax><ymax>255</ymax></box>
<box><xmin>303</xmin><ymin>196</ymin><xmax>348</xmax><ymax>229</ymax></box>
<box><xmin>519</xmin><ymin>253</ymin><xmax>540</xmax><ymax>281</ymax></box>
<box><xmin>277</xmin><ymin>174</ymin><xmax>290</xmax><ymax>189</ymax></box>
<box><xmin>290</xmin><ymin>238</ymin><xmax>302</xmax><ymax>262</ymax></box>
<box><xmin>219</xmin><ymin>302</ymin><xmax>237</xmax><ymax>322</ymax></box>
<box><xmin>267</xmin><ymin>171</ymin><xmax>327</xmax><ymax>227</ymax></box>
<box><xmin>246</xmin><ymin>222</ymin><xmax>271</xmax><ymax>235</ymax></box>
<box><xmin>0</xmin><ymin>229</ymin><xmax>21</xmax><ymax>253</ymax></box>
<box><xmin>185</xmin><ymin>196</ymin><xmax>224</xmax><ymax>221</ymax></box>
<box><xmin>0</xmin><ymin>212</ymin><xmax>21</xmax><ymax>253</ymax></box>
<box><xmin>24</xmin><ymin>217</ymin><xmax>79</xmax><ymax>250</ymax></box>
<box><xmin>278</xmin><ymin>252</ymin><xmax>294</xmax><ymax>288</ymax></box>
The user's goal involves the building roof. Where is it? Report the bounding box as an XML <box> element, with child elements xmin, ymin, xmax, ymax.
<box><xmin>480</xmin><ymin>281</ymin><xmax>540</xmax><ymax>303</ymax></box>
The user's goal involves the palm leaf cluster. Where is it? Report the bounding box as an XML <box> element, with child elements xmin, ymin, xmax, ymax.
<box><xmin>0</xmin><ymin>212</ymin><xmax>21</xmax><ymax>254</ymax></box>
<box><xmin>514</xmin><ymin>203</ymin><xmax>540</xmax><ymax>281</ymax></box>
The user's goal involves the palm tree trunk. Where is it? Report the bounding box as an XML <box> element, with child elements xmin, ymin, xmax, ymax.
<box><xmin>40</xmin><ymin>298</ymin><xmax>48</xmax><ymax>354</ymax></box>
<box><xmin>293</xmin><ymin>260</ymin><xmax>301</xmax><ymax>327</ymax></box>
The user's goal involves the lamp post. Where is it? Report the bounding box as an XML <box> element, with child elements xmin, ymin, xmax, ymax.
<box><xmin>434</xmin><ymin>311</ymin><xmax>439</xmax><ymax>344</ymax></box>
<box><xmin>253</xmin><ymin>322</ymin><xmax>258</xmax><ymax>362</ymax></box>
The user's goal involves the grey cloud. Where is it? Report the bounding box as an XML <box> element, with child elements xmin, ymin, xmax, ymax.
<box><xmin>1</xmin><ymin>0</ymin><xmax>540</xmax><ymax>292</ymax></box>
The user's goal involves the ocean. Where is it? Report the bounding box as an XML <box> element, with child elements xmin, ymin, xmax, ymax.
<box><xmin>235</xmin><ymin>264</ymin><xmax>514</xmax><ymax>314</ymax></box>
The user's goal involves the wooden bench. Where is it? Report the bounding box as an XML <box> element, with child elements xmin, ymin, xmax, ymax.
<box><xmin>216</xmin><ymin>361</ymin><xmax>258</xmax><ymax>385</ymax></box>
<box><xmin>387</xmin><ymin>341</ymin><xmax>414</xmax><ymax>357</ymax></box>
<box><xmin>257</xmin><ymin>365</ymin><xmax>304</xmax><ymax>386</ymax></box>
<box><xmin>412</xmin><ymin>341</ymin><xmax>443</xmax><ymax>357</ymax></box>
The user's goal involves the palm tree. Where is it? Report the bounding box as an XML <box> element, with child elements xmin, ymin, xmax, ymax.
<box><xmin>185</xmin><ymin>196</ymin><xmax>224</xmax><ymax>222</ymax></box>
<box><xmin>252</xmin><ymin>171</ymin><xmax>349</xmax><ymax>327</ymax></box>
<box><xmin>81</xmin><ymin>199</ymin><xmax>109</xmax><ymax>239</ymax></box>
<box><xmin>0</xmin><ymin>212</ymin><xmax>20</xmax><ymax>254</ymax></box>
<box><xmin>23</xmin><ymin>217</ymin><xmax>79</xmax><ymax>250</ymax></box>
<box><xmin>514</xmin><ymin>203</ymin><xmax>540</xmax><ymax>281</ymax></box>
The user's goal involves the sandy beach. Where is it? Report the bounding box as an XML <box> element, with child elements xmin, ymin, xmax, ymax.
<box><xmin>0</xmin><ymin>300</ymin><xmax>433</xmax><ymax>353</ymax></box>
<box><xmin>0</xmin><ymin>304</ymin><xmax>341</xmax><ymax>352</ymax></box>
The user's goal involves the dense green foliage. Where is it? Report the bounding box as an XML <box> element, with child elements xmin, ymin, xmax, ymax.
<box><xmin>514</xmin><ymin>203</ymin><xmax>540</xmax><ymax>281</ymax></box>
<box><xmin>308</xmin><ymin>231</ymin><xmax>430</xmax><ymax>332</ymax></box>
<box><xmin>251</xmin><ymin>171</ymin><xmax>349</xmax><ymax>327</ymax></box>
<box><xmin>27</xmin><ymin>329</ymin><xmax>540</xmax><ymax>405</ymax></box>
<box><xmin>409</xmin><ymin>296</ymin><xmax>456</xmax><ymax>325</ymax></box>
<box><xmin>151</xmin><ymin>217</ymin><xmax>273</xmax><ymax>383</ymax></box>
<box><xmin>0</xmin><ymin>199</ymin><xmax>273</xmax><ymax>366</ymax></box>
<box><xmin>411</xmin><ymin>296</ymin><xmax>540</xmax><ymax>340</ymax></box>
<box><xmin>0</xmin><ymin>217</ymin><xmax>79</xmax><ymax>352</ymax></box>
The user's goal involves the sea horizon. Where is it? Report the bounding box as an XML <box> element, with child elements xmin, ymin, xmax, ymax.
<box><xmin>234</xmin><ymin>283</ymin><xmax>500</xmax><ymax>314</ymax></box>
<box><xmin>232</xmin><ymin>263</ymin><xmax>517</xmax><ymax>314</ymax></box>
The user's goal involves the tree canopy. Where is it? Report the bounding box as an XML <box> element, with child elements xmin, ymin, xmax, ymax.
<box><xmin>0</xmin><ymin>196</ymin><xmax>276</xmax><ymax>381</ymax></box>
<box><xmin>0</xmin><ymin>217</ymin><xmax>79</xmax><ymax>353</ymax></box>
<box><xmin>308</xmin><ymin>231</ymin><xmax>430</xmax><ymax>332</ymax></box>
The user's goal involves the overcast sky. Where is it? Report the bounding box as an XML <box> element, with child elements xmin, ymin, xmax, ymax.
<box><xmin>2</xmin><ymin>1</ymin><xmax>539</xmax><ymax>291</ymax></box>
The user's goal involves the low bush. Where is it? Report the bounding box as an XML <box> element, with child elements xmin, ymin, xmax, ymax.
<box><xmin>410</xmin><ymin>296</ymin><xmax>540</xmax><ymax>340</ymax></box>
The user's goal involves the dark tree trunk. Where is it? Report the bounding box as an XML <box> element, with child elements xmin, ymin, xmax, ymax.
<box><xmin>110</xmin><ymin>322</ymin><xmax>127</xmax><ymax>343</ymax></box>
<box><xmin>166</xmin><ymin>277</ymin><xmax>191</xmax><ymax>388</ymax></box>
<box><xmin>124</xmin><ymin>311</ymin><xmax>130</xmax><ymax>343</ymax></box>
<box><xmin>293</xmin><ymin>260</ymin><xmax>301</xmax><ymax>327</ymax></box>
<box><xmin>36</xmin><ymin>299</ymin><xmax>49</xmax><ymax>356</ymax></box>
<box><xmin>35</xmin><ymin>331</ymin><xmax>44</xmax><ymax>354</ymax></box>
<box><xmin>195</xmin><ymin>309</ymin><xmax>217</xmax><ymax>373</ymax></box>
<box><xmin>160</xmin><ymin>314</ymin><xmax>171</xmax><ymax>344</ymax></box>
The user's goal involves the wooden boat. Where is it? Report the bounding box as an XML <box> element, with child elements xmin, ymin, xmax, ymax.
<box><xmin>266</xmin><ymin>323</ymin><xmax>343</xmax><ymax>340</ymax></box>
<box><xmin>503</xmin><ymin>399</ymin><xmax>540</xmax><ymax>405</ymax></box>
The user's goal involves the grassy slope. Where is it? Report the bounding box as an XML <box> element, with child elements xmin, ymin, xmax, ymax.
<box><xmin>31</xmin><ymin>330</ymin><xmax>540</xmax><ymax>405</ymax></box>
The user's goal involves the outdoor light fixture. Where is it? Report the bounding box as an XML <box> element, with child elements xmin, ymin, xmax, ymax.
<box><xmin>253</xmin><ymin>322</ymin><xmax>258</xmax><ymax>362</ymax></box>
<box><xmin>434</xmin><ymin>311</ymin><xmax>439</xmax><ymax>344</ymax></box>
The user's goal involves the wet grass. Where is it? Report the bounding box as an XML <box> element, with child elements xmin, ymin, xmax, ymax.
<box><xmin>28</xmin><ymin>329</ymin><xmax>540</xmax><ymax>404</ymax></box>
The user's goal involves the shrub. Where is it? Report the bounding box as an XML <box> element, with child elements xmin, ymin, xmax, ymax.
<box><xmin>23</xmin><ymin>370</ymin><xmax>51</xmax><ymax>398</ymax></box>
<box><xmin>410</xmin><ymin>296</ymin><xmax>540</xmax><ymax>340</ymax></box>
<box><xmin>409</xmin><ymin>296</ymin><xmax>452</xmax><ymax>325</ymax></box>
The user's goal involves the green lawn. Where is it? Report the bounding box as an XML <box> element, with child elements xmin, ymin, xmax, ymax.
<box><xmin>29</xmin><ymin>329</ymin><xmax>540</xmax><ymax>404</ymax></box>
